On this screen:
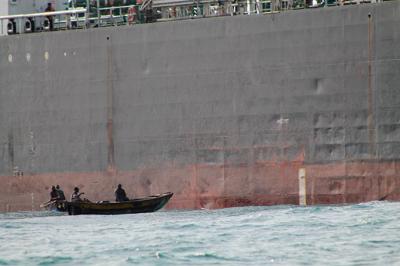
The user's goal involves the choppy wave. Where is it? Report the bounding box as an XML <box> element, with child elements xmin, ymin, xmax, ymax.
<box><xmin>1</xmin><ymin>202</ymin><xmax>400</xmax><ymax>265</ymax></box>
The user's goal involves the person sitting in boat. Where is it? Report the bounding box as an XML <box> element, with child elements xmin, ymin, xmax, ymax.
<box><xmin>56</xmin><ymin>185</ymin><xmax>66</xmax><ymax>200</ymax></box>
<box><xmin>50</xmin><ymin>186</ymin><xmax>58</xmax><ymax>201</ymax></box>
<box><xmin>115</xmin><ymin>184</ymin><xmax>129</xmax><ymax>202</ymax></box>
<box><xmin>71</xmin><ymin>187</ymin><xmax>85</xmax><ymax>202</ymax></box>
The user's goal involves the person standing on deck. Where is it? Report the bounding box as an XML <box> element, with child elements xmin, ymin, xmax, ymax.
<box><xmin>45</xmin><ymin>3</ymin><xmax>55</xmax><ymax>31</ymax></box>
<box><xmin>115</xmin><ymin>184</ymin><xmax>129</xmax><ymax>202</ymax></box>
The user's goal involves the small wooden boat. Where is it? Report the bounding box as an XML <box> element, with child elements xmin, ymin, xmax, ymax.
<box><xmin>62</xmin><ymin>192</ymin><xmax>173</xmax><ymax>215</ymax></box>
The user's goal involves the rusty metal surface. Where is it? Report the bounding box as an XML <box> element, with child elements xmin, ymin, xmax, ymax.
<box><xmin>2</xmin><ymin>160</ymin><xmax>400</xmax><ymax>212</ymax></box>
<box><xmin>1</xmin><ymin>3</ymin><xmax>400</xmax><ymax>211</ymax></box>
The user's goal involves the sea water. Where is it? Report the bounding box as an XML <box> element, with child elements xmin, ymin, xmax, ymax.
<box><xmin>1</xmin><ymin>201</ymin><xmax>400</xmax><ymax>265</ymax></box>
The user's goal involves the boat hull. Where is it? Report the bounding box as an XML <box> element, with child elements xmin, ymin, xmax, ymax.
<box><xmin>65</xmin><ymin>192</ymin><xmax>173</xmax><ymax>215</ymax></box>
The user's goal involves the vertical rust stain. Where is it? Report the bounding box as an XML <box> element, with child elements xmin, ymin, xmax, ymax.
<box><xmin>8</xmin><ymin>132</ymin><xmax>14</xmax><ymax>174</ymax></box>
<box><xmin>342</xmin><ymin>178</ymin><xmax>347</xmax><ymax>203</ymax></box>
<box><xmin>367</xmin><ymin>13</ymin><xmax>376</xmax><ymax>158</ymax></box>
<box><xmin>107</xmin><ymin>120</ymin><xmax>115</xmax><ymax>170</ymax></box>
<box><xmin>222</xmin><ymin>136</ymin><xmax>226</xmax><ymax>202</ymax></box>
<box><xmin>107</xmin><ymin>37</ymin><xmax>115</xmax><ymax>171</ymax></box>
<box><xmin>193</xmin><ymin>165</ymin><xmax>199</xmax><ymax>208</ymax></box>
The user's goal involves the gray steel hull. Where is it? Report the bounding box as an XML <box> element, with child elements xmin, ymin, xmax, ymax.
<box><xmin>1</xmin><ymin>2</ymin><xmax>400</xmax><ymax>211</ymax></box>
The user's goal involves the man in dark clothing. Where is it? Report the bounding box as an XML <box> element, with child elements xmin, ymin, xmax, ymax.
<box><xmin>115</xmin><ymin>184</ymin><xmax>129</xmax><ymax>202</ymax></box>
<box><xmin>50</xmin><ymin>186</ymin><xmax>58</xmax><ymax>201</ymax></box>
<box><xmin>45</xmin><ymin>3</ymin><xmax>55</xmax><ymax>30</ymax></box>
<box><xmin>56</xmin><ymin>185</ymin><xmax>66</xmax><ymax>200</ymax></box>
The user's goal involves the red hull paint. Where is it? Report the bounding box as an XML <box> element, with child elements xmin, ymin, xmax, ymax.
<box><xmin>1</xmin><ymin>160</ymin><xmax>400</xmax><ymax>212</ymax></box>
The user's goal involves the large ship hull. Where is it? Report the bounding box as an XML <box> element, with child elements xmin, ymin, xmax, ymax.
<box><xmin>1</xmin><ymin>2</ymin><xmax>400</xmax><ymax>211</ymax></box>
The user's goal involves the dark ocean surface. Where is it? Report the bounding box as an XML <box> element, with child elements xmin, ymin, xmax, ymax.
<box><xmin>1</xmin><ymin>201</ymin><xmax>400</xmax><ymax>265</ymax></box>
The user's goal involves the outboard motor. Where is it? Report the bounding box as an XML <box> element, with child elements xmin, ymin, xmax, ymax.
<box><xmin>43</xmin><ymin>18</ymin><xmax>51</xmax><ymax>31</ymax></box>
<box><xmin>7</xmin><ymin>19</ymin><xmax>16</xmax><ymax>34</ymax></box>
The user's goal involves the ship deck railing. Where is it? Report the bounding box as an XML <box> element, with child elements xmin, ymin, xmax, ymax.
<box><xmin>0</xmin><ymin>0</ymin><xmax>394</xmax><ymax>36</ymax></box>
